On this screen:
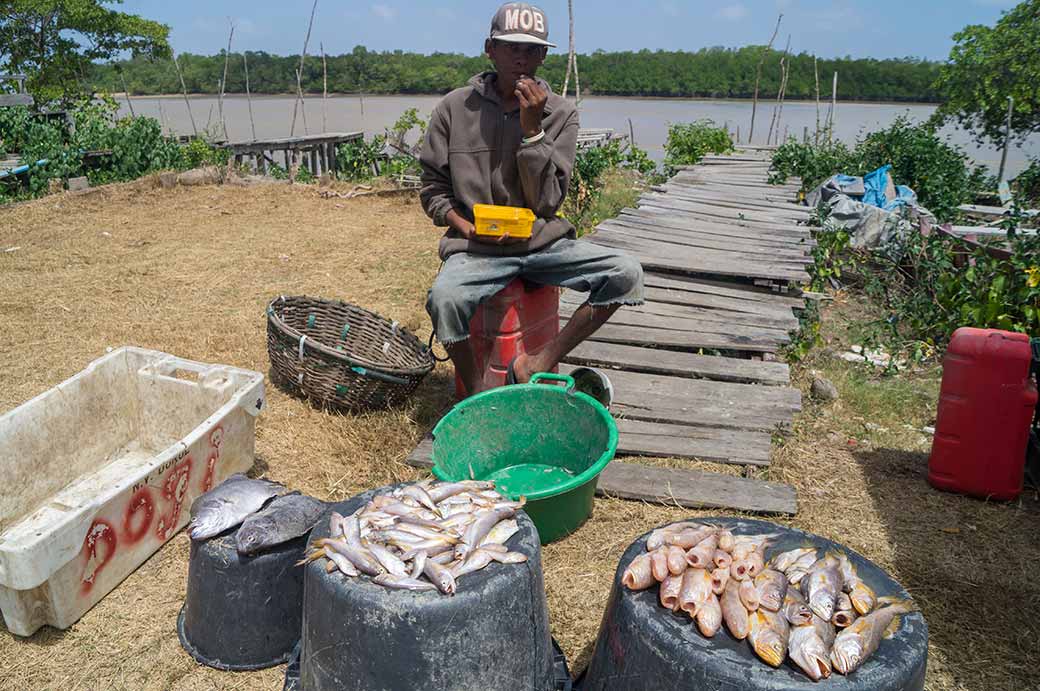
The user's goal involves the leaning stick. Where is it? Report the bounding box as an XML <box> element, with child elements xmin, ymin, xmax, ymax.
<box><xmin>290</xmin><ymin>0</ymin><xmax>319</xmax><ymax>137</ymax></box>
<box><xmin>749</xmin><ymin>13</ymin><xmax>782</xmax><ymax>144</ymax></box>
<box><xmin>173</xmin><ymin>55</ymin><xmax>198</xmax><ymax>137</ymax></box>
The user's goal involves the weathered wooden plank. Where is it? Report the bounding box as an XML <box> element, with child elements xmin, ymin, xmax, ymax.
<box><xmin>564</xmin><ymin>340</ymin><xmax>791</xmax><ymax>386</ymax></box>
<box><xmin>404</xmin><ymin>439</ymin><xmax>796</xmax><ymax>514</ymax></box>
<box><xmin>643</xmin><ymin>273</ymin><xmax>805</xmax><ymax>309</ymax></box>
<box><xmin>621</xmin><ymin>208</ymin><xmax>815</xmax><ymax>246</ymax></box>
<box><xmin>0</xmin><ymin>94</ymin><xmax>34</xmax><ymax>107</ymax></box>
<box><xmin>594</xmin><ymin>226</ymin><xmax>812</xmax><ymax>268</ymax></box>
<box><xmin>600</xmin><ymin>219</ymin><xmax>811</xmax><ymax>259</ymax></box>
<box><xmin>634</xmin><ymin>203</ymin><xmax>814</xmax><ymax>238</ymax></box>
<box><xmin>572</xmin><ymin>320</ymin><xmax>783</xmax><ymax>353</ymax></box>
<box><xmin>640</xmin><ymin>193</ymin><xmax>806</xmax><ymax>226</ymax></box>
<box><xmin>561</xmin><ymin>290</ymin><xmax>799</xmax><ymax>331</ymax></box>
<box><xmin>595</xmin><ymin>463</ymin><xmax>797</xmax><ymax>515</ymax></box>
<box><xmin>614</xmin><ymin>419</ymin><xmax>772</xmax><ymax>465</ymax></box>
<box><xmin>560</xmin><ymin>302</ymin><xmax>792</xmax><ymax>343</ymax></box>
<box><xmin>588</xmin><ymin>234</ymin><xmax>810</xmax><ymax>284</ymax></box>
<box><xmin>640</xmin><ymin>286</ymin><xmax>796</xmax><ymax>322</ymax></box>
<box><xmin>658</xmin><ymin>185</ymin><xmax>811</xmax><ymax>215</ymax></box>
<box><xmin>559</xmin><ymin>365</ymin><xmax>801</xmax><ymax>430</ymax></box>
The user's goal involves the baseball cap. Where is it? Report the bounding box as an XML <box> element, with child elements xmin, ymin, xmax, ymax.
<box><xmin>489</xmin><ymin>3</ymin><xmax>556</xmax><ymax>47</ymax></box>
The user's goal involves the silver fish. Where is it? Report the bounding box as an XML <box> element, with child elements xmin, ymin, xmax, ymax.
<box><xmin>325</xmin><ymin>539</ymin><xmax>382</xmax><ymax>576</ymax></box>
<box><xmin>754</xmin><ymin>569</ymin><xmax>788</xmax><ymax>612</ymax></box>
<box><xmin>410</xmin><ymin>550</ymin><xmax>428</xmax><ymax>580</ymax></box>
<box><xmin>189</xmin><ymin>474</ymin><xmax>286</xmax><ymax>540</ymax></box>
<box><xmin>373</xmin><ymin>574</ymin><xmax>437</xmax><ymax>592</ymax></box>
<box><xmin>770</xmin><ymin>547</ymin><xmax>817</xmax><ymax>573</ymax></box>
<box><xmin>427</xmin><ymin>481</ymin><xmax>496</xmax><ymax>503</ymax></box>
<box><xmin>481</xmin><ymin>518</ymin><xmax>519</xmax><ymax>546</ymax></box>
<box><xmin>458</xmin><ymin>507</ymin><xmax>516</xmax><ymax>558</ymax></box>
<box><xmin>748</xmin><ymin>607</ymin><xmax>790</xmax><ymax>667</ymax></box>
<box><xmin>367</xmin><ymin>542</ymin><xmax>409</xmax><ymax>577</ymax></box>
<box><xmin>422</xmin><ymin>557</ymin><xmax>458</xmax><ymax>595</ymax></box>
<box><xmin>837</xmin><ymin>553</ymin><xmax>877</xmax><ymax>615</ymax></box>
<box><xmin>235</xmin><ymin>492</ymin><xmax>326</xmax><ymax>556</ymax></box>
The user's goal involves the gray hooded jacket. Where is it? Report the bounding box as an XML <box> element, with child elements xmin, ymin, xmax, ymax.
<box><xmin>420</xmin><ymin>71</ymin><xmax>579</xmax><ymax>260</ymax></box>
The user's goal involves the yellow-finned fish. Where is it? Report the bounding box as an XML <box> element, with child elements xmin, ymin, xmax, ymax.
<box><xmin>831</xmin><ymin>600</ymin><xmax>915</xmax><ymax>675</ymax></box>
<box><xmin>748</xmin><ymin>607</ymin><xmax>790</xmax><ymax>667</ymax></box>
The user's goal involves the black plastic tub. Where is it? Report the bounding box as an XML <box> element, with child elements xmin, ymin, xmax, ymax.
<box><xmin>579</xmin><ymin>518</ymin><xmax>928</xmax><ymax>691</ymax></box>
<box><xmin>178</xmin><ymin>528</ymin><xmax>312</xmax><ymax>671</ymax></box>
<box><xmin>299</xmin><ymin>485</ymin><xmax>557</xmax><ymax>691</ymax></box>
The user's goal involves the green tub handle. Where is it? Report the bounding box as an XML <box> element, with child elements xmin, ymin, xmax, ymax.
<box><xmin>529</xmin><ymin>372</ymin><xmax>576</xmax><ymax>393</ymax></box>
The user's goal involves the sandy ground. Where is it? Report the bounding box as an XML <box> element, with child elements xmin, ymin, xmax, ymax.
<box><xmin>1</xmin><ymin>180</ymin><xmax>1038</xmax><ymax>690</ymax></box>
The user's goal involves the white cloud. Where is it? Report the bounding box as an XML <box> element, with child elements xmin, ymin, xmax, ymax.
<box><xmin>716</xmin><ymin>4</ymin><xmax>749</xmax><ymax>21</ymax></box>
<box><xmin>372</xmin><ymin>4</ymin><xmax>398</xmax><ymax>21</ymax></box>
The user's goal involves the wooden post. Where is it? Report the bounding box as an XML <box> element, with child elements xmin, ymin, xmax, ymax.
<box><xmin>118</xmin><ymin>70</ymin><xmax>136</xmax><ymax>117</ymax></box>
<box><xmin>735</xmin><ymin>125</ymin><xmax>740</xmax><ymax>145</ymax></box>
<box><xmin>774</xmin><ymin>40</ymin><xmax>791</xmax><ymax>145</ymax></box>
<box><xmin>295</xmin><ymin>68</ymin><xmax>310</xmax><ymax>135</ymax></box>
<box><xmin>562</xmin><ymin>0</ymin><xmax>575</xmax><ymax>98</ymax></box>
<box><xmin>628</xmin><ymin>118</ymin><xmax>636</xmax><ymax>147</ymax></box>
<box><xmin>219</xmin><ymin>20</ymin><xmax>235</xmax><ymax>141</ymax></box>
<box><xmin>803</xmin><ymin>126</ymin><xmax>808</xmax><ymax>144</ymax></box>
<box><xmin>321</xmin><ymin>42</ymin><xmax>329</xmax><ymax>134</ymax></box>
<box><xmin>749</xmin><ymin>13</ymin><xmax>782</xmax><ymax>144</ymax></box>
<box><xmin>767</xmin><ymin>34</ymin><xmax>790</xmax><ymax>146</ymax></box>
<box><xmin>998</xmin><ymin>96</ymin><xmax>1014</xmax><ymax>184</ymax></box>
<box><xmin>814</xmin><ymin>57</ymin><xmax>821</xmax><ymax>145</ymax></box>
<box><xmin>173</xmin><ymin>56</ymin><xmax>199</xmax><ymax>138</ymax></box>
<box><xmin>290</xmin><ymin>0</ymin><xmax>319</xmax><ymax>137</ymax></box>
<box><xmin>828</xmin><ymin>71</ymin><xmax>838</xmax><ymax>141</ymax></box>
<box><xmin>327</xmin><ymin>141</ymin><xmax>337</xmax><ymax>177</ymax></box>
<box><xmin>244</xmin><ymin>53</ymin><xmax>257</xmax><ymax>140</ymax></box>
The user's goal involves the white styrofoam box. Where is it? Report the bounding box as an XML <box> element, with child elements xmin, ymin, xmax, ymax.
<box><xmin>0</xmin><ymin>347</ymin><xmax>265</xmax><ymax>636</ymax></box>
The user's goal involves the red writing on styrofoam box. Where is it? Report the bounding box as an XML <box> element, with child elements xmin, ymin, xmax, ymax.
<box><xmin>79</xmin><ymin>425</ymin><xmax>225</xmax><ymax>594</ymax></box>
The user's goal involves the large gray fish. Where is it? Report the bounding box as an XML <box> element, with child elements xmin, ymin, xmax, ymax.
<box><xmin>235</xmin><ymin>492</ymin><xmax>326</xmax><ymax>555</ymax></box>
<box><xmin>189</xmin><ymin>474</ymin><xmax>287</xmax><ymax>540</ymax></box>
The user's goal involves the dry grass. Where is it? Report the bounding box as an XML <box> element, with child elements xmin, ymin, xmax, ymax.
<box><xmin>1</xmin><ymin>181</ymin><xmax>1038</xmax><ymax>690</ymax></box>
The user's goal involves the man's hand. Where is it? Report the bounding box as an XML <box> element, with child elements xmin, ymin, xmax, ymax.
<box><xmin>446</xmin><ymin>208</ymin><xmax>526</xmax><ymax>245</ymax></box>
<box><xmin>515</xmin><ymin>75</ymin><xmax>547</xmax><ymax>139</ymax></box>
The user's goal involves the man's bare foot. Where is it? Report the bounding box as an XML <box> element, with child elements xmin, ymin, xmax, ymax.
<box><xmin>511</xmin><ymin>352</ymin><xmax>548</xmax><ymax>384</ymax></box>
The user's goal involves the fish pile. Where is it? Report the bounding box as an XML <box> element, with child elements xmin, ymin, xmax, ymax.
<box><xmin>299</xmin><ymin>480</ymin><xmax>528</xmax><ymax>595</ymax></box>
<box><xmin>188</xmin><ymin>474</ymin><xmax>326</xmax><ymax>556</ymax></box>
<box><xmin>622</xmin><ymin>522</ymin><xmax>915</xmax><ymax>681</ymax></box>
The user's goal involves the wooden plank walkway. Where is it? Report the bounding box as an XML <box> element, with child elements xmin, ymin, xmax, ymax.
<box><xmin>406</xmin><ymin>148</ymin><xmax>808</xmax><ymax>516</ymax></box>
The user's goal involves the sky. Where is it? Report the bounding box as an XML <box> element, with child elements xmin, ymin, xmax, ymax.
<box><xmin>116</xmin><ymin>0</ymin><xmax>1021</xmax><ymax>61</ymax></box>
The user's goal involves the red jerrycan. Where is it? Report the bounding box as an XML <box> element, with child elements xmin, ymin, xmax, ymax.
<box><xmin>454</xmin><ymin>278</ymin><xmax>559</xmax><ymax>398</ymax></box>
<box><xmin>928</xmin><ymin>328</ymin><xmax>1037</xmax><ymax>500</ymax></box>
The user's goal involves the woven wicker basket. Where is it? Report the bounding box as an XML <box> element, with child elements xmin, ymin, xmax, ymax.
<box><xmin>266</xmin><ymin>295</ymin><xmax>434</xmax><ymax>411</ymax></box>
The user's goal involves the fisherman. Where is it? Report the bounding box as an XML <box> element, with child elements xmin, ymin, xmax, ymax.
<box><xmin>420</xmin><ymin>1</ymin><xmax>644</xmax><ymax>396</ymax></box>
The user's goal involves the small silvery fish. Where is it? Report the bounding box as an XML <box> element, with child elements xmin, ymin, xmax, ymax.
<box><xmin>235</xmin><ymin>492</ymin><xmax>326</xmax><ymax>555</ymax></box>
<box><xmin>801</xmin><ymin>554</ymin><xmax>843</xmax><ymax>622</ymax></box>
<box><xmin>189</xmin><ymin>474</ymin><xmax>286</xmax><ymax>541</ymax></box>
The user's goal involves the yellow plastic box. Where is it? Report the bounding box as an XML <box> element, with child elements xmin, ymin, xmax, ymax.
<box><xmin>473</xmin><ymin>204</ymin><xmax>536</xmax><ymax>239</ymax></box>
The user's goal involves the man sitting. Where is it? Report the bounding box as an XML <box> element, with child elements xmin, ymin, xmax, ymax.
<box><xmin>420</xmin><ymin>2</ymin><xmax>643</xmax><ymax>396</ymax></box>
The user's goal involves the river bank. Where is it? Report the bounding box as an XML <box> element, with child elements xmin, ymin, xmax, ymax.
<box><xmin>117</xmin><ymin>93</ymin><xmax>1039</xmax><ymax>177</ymax></box>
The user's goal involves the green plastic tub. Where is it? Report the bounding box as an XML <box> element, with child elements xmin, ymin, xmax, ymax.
<box><xmin>431</xmin><ymin>373</ymin><xmax>618</xmax><ymax>544</ymax></box>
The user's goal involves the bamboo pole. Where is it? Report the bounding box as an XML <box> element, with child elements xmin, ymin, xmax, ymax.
<box><xmin>766</xmin><ymin>34</ymin><xmax>790</xmax><ymax>145</ymax></box>
<box><xmin>290</xmin><ymin>0</ymin><xmax>319</xmax><ymax>137</ymax></box>
<box><xmin>998</xmin><ymin>96</ymin><xmax>1014</xmax><ymax>184</ymax></box>
<box><xmin>295</xmin><ymin>68</ymin><xmax>309</xmax><ymax>135</ymax></box>
<box><xmin>814</xmin><ymin>56</ymin><xmax>821</xmax><ymax>145</ymax></box>
<box><xmin>244</xmin><ymin>53</ymin><xmax>257</xmax><ymax>140</ymax></box>
<box><xmin>173</xmin><ymin>56</ymin><xmax>199</xmax><ymax>138</ymax></box>
<box><xmin>562</xmin><ymin>0</ymin><xmax>575</xmax><ymax>98</ymax></box>
<box><xmin>828</xmin><ymin>71</ymin><xmax>838</xmax><ymax>141</ymax></box>
<box><xmin>774</xmin><ymin>38</ymin><xmax>792</xmax><ymax>145</ymax></box>
<box><xmin>218</xmin><ymin>20</ymin><xmax>235</xmax><ymax>141</ymax></box>
<box><xmin>749</xmin><ymin>13</ymin><xmax>782</xmax><ymax>144</ymax></box>
<box><xmin>118</xmin><ymin>69</ymin><xmax>135</xmax><ymax>117</ymax></box>
<box><xmin>321</xmin><ymin>43</ymin><xmax>328</xmax><ymax>134</ymax></box>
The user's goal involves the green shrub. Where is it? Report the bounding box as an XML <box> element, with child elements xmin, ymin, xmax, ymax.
<box><xmin>1013</xmin><ymin>158</ymin><xmax>1040</xmax><ymax>206</ymax></box>
<box><xmin>769</xmin><ymin>117</ymin><xmax>988</xmax><ymax>220</ymax></box>
<box><xmin>663</xmin><ymin>120</ymin><xmax>734</xmax><ymax>174</ymax></box>
<box><xmin>337</xmin><ymin>136</ymin><xmax>386</xmax><ymax>182</ymax></box>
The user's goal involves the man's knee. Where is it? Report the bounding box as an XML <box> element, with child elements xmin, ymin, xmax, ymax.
<box><xmin>611</xmin><ymin>253</ymin><xmax>644</xmax><ymax>294</ymax></box>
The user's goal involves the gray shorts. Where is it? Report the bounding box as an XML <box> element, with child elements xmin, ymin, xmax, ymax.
<box><xmin>426</xmin><ymin>238</ymin><xmax>645</xmax><ymax>345</ymax></box>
